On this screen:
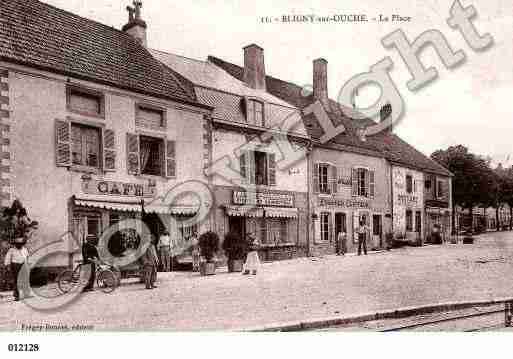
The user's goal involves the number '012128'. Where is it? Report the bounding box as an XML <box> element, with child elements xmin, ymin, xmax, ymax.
<box><xmin>7</xmin><ymin>344</ymin><xmax>40</xmax><ymax>352</ymax></box>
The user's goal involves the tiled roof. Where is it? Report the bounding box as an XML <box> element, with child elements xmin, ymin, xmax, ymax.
<box><xmin>151</xmin><ymin>49</ymin><xmax>308</xmax><ymax>137</ymax></box>
<box><xmin>208</xmin><ymin>55</ymin><xmax>452</xmax><ymax>177</ymax></box>
<box><xmin>0</xmin><ymin>0</ymin><xmax>198</xmax><ymax>105</ymax></box>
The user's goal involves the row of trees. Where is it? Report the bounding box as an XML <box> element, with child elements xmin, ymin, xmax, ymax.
<box><xmin>431</xmin><ymin>145</ymin><xmax>513</xmax><ymax>233</ymax></box>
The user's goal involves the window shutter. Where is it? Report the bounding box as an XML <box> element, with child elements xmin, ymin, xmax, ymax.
<box><xmin>165</xmin><ymin>140</ymin><xmax>176</xmax><ymax>178</ymax></box>
<box><xmin>249</xmin><ymin>151</ymin><xmax>256</xmax><ymax>185</ymax></box>
<box><xmin>268</xmin><ymin>153</ymin><xmax>276</xmax><ymax>186</ymax></box>
<box><xmin>126</xmin><ymin>133</ymin><xmax>140</xmax><ymax>175</ymax></box>
<box><xmin>328</xmin><ymin>213</ymin><xmax>333</xmax><ymax>243</ymax></box>
<box><xmin>313</xmin><ymin>163</ymin><xmax>320</xmax><ymax>194</ymax></box>
<box><xmin>364</xmin><ymin>169</ymin><xmax>370</xmax><ymax>198</ymax></box>
<box><xmin>353</xmin><ymin>212</ymin><xmax>359</xmax><ymax>242</ymax></box>
<box><xmin>352</xmin><ymin>168</ymin><xmax>358</xmax><ymax>197</ymax></box>
<box><xmin>103</xmin><ymin>129</ymin><xmax>116</xmax><ymax>171</ymax></box>
<box><xmin>331</xmin><ymin>165</ymin><xmax>338</xmax><ymax>194</ymax></box>
<box><xmin>369</xmin><ymin>170</ymin><xmax>375</xmax><ymax>199</ymax></box>
<box><xmin>239</xmin><ymin>152</ymin><xmax>248</xmax><ymax>184</ymax></box>
<box><xmin>55</xmin><ymin>119</ymin><xmax>71</xmax><ymax>167</ymax></box>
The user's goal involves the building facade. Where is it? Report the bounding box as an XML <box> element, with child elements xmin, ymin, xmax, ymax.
<box><xmin>0</xmin><ymin>0</ymin><xmax>212</xmax><ymax>274</ymax></box>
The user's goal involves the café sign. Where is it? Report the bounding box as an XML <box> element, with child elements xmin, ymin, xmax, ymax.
<box><xmin>233</xmin><ymin>191</ymin><xmax>294</xmax><ymax>207</ymax></box>
<box><xmin>397</xmin><ymin>194</ymin><xmax>418</xmax><ymax>205</ymax></box>
<box><xmin>82</xmin><ymin>179</ymin><xmax>155</xmax><ymax>198</ymax></box>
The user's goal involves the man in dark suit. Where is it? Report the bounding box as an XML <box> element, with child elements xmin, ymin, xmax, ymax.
<box><xmin>139</xmin><ymin>235</ymin><xmax>159</xmax><ymax>289</ymax></box>
<box><xmin>82</xmin><ymin>235</ymin><xmax>99</xmax><ymax>292</ymax></box>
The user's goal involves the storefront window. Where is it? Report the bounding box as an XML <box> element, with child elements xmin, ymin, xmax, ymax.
<box><xmin>266</xmin><ymin>218</ymin><xmax>288</xmax><ymax>245</ymax></box>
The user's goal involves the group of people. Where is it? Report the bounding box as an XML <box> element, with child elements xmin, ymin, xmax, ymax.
<box><xmin>335</xmin><ymin>220</ymin><xmax>370</xmax><ymax>256</ymax></box>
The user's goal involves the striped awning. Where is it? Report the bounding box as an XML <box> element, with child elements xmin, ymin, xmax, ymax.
<box><xmin>74</xmin><ymin>197</ymin><xmax>197</xmax><ymax>215</ymax></box>
<box><xmin>225</xmin><ymin>205</ymin><xmax>264</xmax><ymax>217</ymax></box>
<box><xmin>264</xmin><ymin>207</ymin><xmax>298</xmax><ymax>218</ymax></box>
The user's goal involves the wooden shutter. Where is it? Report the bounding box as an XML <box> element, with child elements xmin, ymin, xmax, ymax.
<box><xmin>268</xmin><ymin>153</ymin><xmax>276</xmax><ymax>186</ymax></box>
<box><xmin>103</xmin><ymin>129</ymin><xmax>116</xmax><ymax>171</ymax></box>
<box><xmin>331</xmin><ymin>165</ymin><xmax>338</xmax><ymax>194</ymax></box>
<box><xmin>55</xmin><ymin>119</ymin><xmax>71</xmax><ymax>167</ymax></box>
<box><xmin>351</xmin><ymin>168</ymin><xmax>358</xmax><ymax>197</ymax></box>
<box><xmin>239</xmin><ymin>152</ymin><xmax>248</xmax><ymax>184</ymax></box>
<box><xmin>126</xmin><ymin>133</ymin><xmax>140</xmax><ymax>175</ymax></box>
<box><xmin>353</xmin><ymin>212</ymin><xmax>359</xmax><ymax>242</ymax></box>
<box><xmin>249</xmin><ymin>151</ymin><xmax>256</xmax><ymax>185</ymax></box>
<box><xmin>328</xmin><ymin>213</ymin><xmax>333</xmax><ymax>243</ymax></box>
<box><xmin>369</xmin><ymin>170</ymin><xmax>375</xmax><ymax>199</ymax></box>
<box><xmin>313</xmin><ymin>163</ymin><xmax>320</xmax><ymax>194</ymax></box>
<box><xmin>165</xmin><ymin>140</ymin><xmax>176</xmax><ymax>178</ymax></box>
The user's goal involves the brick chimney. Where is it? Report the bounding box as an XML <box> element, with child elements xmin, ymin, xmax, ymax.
<box><xmin>122</xmin><ymin>1</ymin><xmax>147</xmax><ymax>47</ymax></box>
<box><xmin>313</xmin><ymin>58</ymin><xmax>329</xmax><ymax>109</ymax></box>
<box><xmin>380</xmin><ymin>103</ymin><xmax>393</xmax><ymax>132</ymax></box>
<box><xmin>243</xmin><ymin>44</ymin><xmax>266</xmax><ymax>90</ymax></box>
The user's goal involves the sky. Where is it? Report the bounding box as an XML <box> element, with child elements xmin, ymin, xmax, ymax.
<box><xmin>43</xmin><ymin>0</ymin><xmax>513</xmax><ymax>166</ymax></box>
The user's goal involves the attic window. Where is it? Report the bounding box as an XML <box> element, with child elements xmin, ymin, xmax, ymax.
<box><xmin>136</xmin><ymin>104</ymin><xmax>166</xmax><ymax>129</ymax></box>
<box><xmin>67</xmin><ymin>86</ymin><xmax>104</xmax><ymax>117</ymax></box>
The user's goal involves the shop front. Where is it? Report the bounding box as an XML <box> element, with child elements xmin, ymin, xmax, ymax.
<box><xmin>312</xmin><ymin>196</ymin><xmax>389</xmax><ymax>255</ymax></box>
<box><xmin>71</xmin><ymin>177</ymin><xmax>199</xmax><ymax>270</ymax></box>
<box><xmin>214</xmin><ymin>187</ymin><xmax>307</xmax><ymax>261</ymax></box>
<box><xmin>425</xmin><ymin>201</ymin><xmax>451</xmax><ymax>243</ymax></box>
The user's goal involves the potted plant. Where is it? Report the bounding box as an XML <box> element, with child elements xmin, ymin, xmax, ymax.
<box><xmin>222</xmin><ymin>232</ymin><xmax>248</xmax><ymax>272</ymax></box>
<box><xmin>198</xmin><ymin>231</ymin><xmax>219</xmax><ymax>276</ymax></box>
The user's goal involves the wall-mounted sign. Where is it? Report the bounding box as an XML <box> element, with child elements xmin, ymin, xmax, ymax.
<box><xmin>233</xmin><ymin>191</ymin><xmax>294</xmax><ymax>207</ymax></box>
<box><xmin>82</xmin><ymin>179</ymin><xmax>156</xmax><ymax>198</ymax></box>
<box><xmin>397</xmin><ymin>194</ymin><xmax>418</xmax><ymax>205</ymax></box>
<box><xmin>337</xmin><ymin>177</ymin><xmax>352</xmax><ymax>187</ymax></box>
<box><xmin>318</xmin><ymin>197</ymin><xmax>370</xmax><ymax>209</ymax></box>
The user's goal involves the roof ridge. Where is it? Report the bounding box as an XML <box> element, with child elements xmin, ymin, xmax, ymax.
<box><xmin>152</xmin><ymin>48</ymin><xmax>209</xmax><ymax>65</ymax></box>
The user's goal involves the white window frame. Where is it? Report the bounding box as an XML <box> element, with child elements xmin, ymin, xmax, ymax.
<box><xmin>319</xmin><ymin>212</ymin><xmax>330</xmax><ymax>242</ymax></box>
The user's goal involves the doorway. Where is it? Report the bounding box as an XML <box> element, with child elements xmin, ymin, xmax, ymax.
<box><xmin>372</xmin><ymin>214</ymin><xmax>382</xmax><ymax>248</ymax></box>
<box><xmin>335</xmin><ymin>212</ymin><xmax>347</xmax><ymax>236</ymax></box>
<box><xmin>228</xmin><ymin>216</ymin><xmax>245</xmax><ymax>241</ymax></box>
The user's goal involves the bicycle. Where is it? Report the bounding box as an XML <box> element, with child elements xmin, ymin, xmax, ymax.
<box><xmin>57</xmin><ymin>259</ymin><xmax>120</xmax><ymax>294</ymax></box>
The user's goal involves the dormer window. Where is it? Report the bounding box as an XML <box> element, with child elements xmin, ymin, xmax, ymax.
<box><xmin>246</xmin><ymin>98</ymin><xmax>265</xmax><ymax>127</ymax></box>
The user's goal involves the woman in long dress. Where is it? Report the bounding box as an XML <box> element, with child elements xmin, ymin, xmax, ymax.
<box><xmin>243</xmin><ymin>234</ymin><xmax>260</xmax><ymax>275</ymax></box>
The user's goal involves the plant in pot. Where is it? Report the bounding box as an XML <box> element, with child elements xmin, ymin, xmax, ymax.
<box><xmin>198</xmin><ymin>231</ymin><xmax>219</xmax><ymax>276</ymax></box>
<box><xmin>222</xmin><ymin>232</ymin><xmax>248</xmax><ymax>273</ymax></box>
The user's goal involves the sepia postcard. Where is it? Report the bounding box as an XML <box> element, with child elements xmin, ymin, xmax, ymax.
<box><xmin>0</xmin><ymin>0</ymin><xmax>512</xmax><ymax>356</ymax></box>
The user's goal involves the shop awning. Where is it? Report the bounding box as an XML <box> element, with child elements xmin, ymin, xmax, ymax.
<box><xmin>74</xmin><ymin>197</ymin><xmax>142</xmax><ymax>212</ymax></box>
<box><xmin>225</xmin><ymin>205</ymin><xmax>264</xmax><ymax>217</ymax></box>
<box><xmin>264</xmin><ymin>207</ymin><xmax>298</xmax><ymax>218</ymax></box>
<box><xmin>74</xmin><ymin>197</ymin><xmax>197</xmax><ymax>215</ymax></box>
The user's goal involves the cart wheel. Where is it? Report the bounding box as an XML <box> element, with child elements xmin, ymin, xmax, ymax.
<box><xmin>97</xmin><ymin>269</ymin><xmax>118</xmax><ymax>293</ymax></box>
<box><xmin>57</xmin><ymin>269</ymin><xmax>78</xmax><ymax>294</ymax></box>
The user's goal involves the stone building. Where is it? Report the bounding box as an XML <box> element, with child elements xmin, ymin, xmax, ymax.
<box><xmin>0</xmin><ymin>0</ymin><xmax>212</xmax><ymax>274</ymax></box>
<box><xmin>151</xmin><ymin>45</ymin><xmax>310</xmax><ymax>261</ymax></box>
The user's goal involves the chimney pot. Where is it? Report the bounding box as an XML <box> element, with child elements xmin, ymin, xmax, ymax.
<box><xmin>243</xmin><ymin>44</ymin><xmax>266</xmax><ymax>90</ymax></box>
<box><xmin>313</xmin><ymin>58</ymin><xmax>329</xmax><ymax>109</ymax></box>
<box><xmin>380</xmin><ymin>103</ymin><xmax>393</xmax><ymax>132</ymax></box>
<box><xmin>122</xmin><ymin>1</ymin><xmax>147</xmax><ymax>47</ymax></box>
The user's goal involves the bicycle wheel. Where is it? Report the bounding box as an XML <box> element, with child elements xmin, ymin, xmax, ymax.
<box><xmin>97</xmin><ymin>269</ymin><xmax>118</xmax><ymax>293</ymax></box>
<box><xmin>57</xmin><ymin>269</ymin><xmax>78</xmax><ymax>294</ymax></box>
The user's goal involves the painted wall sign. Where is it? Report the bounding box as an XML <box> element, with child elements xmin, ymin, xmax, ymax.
<box><xmin>232</xmin><ymin>191</ymin><xmax>294</xmax><ymax>207</ymax></box>
<box><xmin>337</xmin><ymin>176</ymin><xmax>352</xmax><ymax>186</ymax></box>
<box><xmin>82</xmin><ymin>179</ymin><xmax>156</xmax><ymax>198</ymax></box>
<box><xmin>318</xmin><ymin>197</ymin><xmax>370</xmax><ymax>209</ymax></box>
<box><xmin>397</xmin><ymin>194</ymin><xmax>418</xmax><ymax>205</ymax></box>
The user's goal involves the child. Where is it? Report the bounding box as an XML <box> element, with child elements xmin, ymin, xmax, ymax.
<box><xmin>243</xmin><ymin>234</ymin><xmax>260</xmax><ymax>275</ymax></box>
<box><xmin>191</xmin><ymin>235</ymin><xmax>200</xmax><ymax>272</ymax></box>
<box><xmin>4</xmin><ymin>237</ymin><xmax>29</xmax><ymax>301</ymax></box>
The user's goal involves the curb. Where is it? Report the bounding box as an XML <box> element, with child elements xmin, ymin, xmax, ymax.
<box><xmin>241</xmin><ymin>297</ymin><xmax>513</xmax><ymax>332</ymax></box>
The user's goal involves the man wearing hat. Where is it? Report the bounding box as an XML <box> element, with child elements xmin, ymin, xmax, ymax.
<box><xmin>82</xmin><ymin>235</ymin><xmax>99</xmax><ymax>292</ymax></box>
<box><xmin>3</xmin><ymin>237</ymin><xmax>29</xmax><ymax>301</ymax></box>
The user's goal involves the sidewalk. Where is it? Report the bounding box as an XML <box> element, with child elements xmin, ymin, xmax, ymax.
<box><xmin>0</xmin><ymin>233</ymin><xmax>512</xmax><ymax>330</ymax></box>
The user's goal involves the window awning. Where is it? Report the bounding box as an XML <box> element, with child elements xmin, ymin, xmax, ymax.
<box><xmin>264</xmin><ymin>207</ymin><xmax>298</xmax><ymax>218</ymax></box>
<box><xmin>225</xmin><ymin>205</ymin><xmax>264</xmax><ymax>217</ymax></box>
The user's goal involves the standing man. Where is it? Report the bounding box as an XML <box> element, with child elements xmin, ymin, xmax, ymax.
<box><xmin>357</xmin><ymin>219</ymin><xmax>368</xmax><ymax>256</ymax></box>
<box><xmin>139</xmin><ymin>235</ymin><xmax>159</xmax><ymax>289</ymax></box>
<box><xmin>4</xmin><ymin>237</ymin><xmax>29</xmax><ymax>301</ymax></box>
<box><xmin>158</xmin><ymin>230</ymin><xmax>171</xmax><ymax>272</ymax></box>
<box><xmin>82</xmin><ymin>235</ymin><xmax>99</xmax><ymax>292</ymax></box>
<box><xmin>336</xmin><ymin>231</ymin><xmax>347</xmax><ymax>256</ymax></box>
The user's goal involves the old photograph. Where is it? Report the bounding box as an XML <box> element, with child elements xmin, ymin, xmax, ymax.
<box><xmin>0</xmin><ymin>0</ymin><xmax>512</xmax><ymax>347</ymax></box>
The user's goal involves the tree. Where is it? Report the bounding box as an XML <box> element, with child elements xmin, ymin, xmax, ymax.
<box><xmin>501</xmin><ymin>166</ymin><xmax>513</xmax><ymax>230</ymax></box>
<box><xmin>431</xmin><ymin>145</ymin><xmax>496</xmax><ymax>233</ymax></box>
